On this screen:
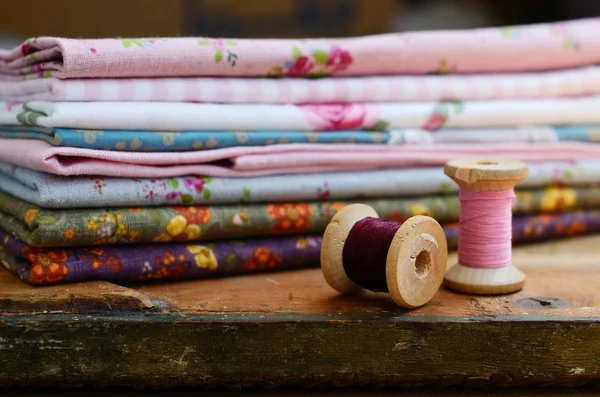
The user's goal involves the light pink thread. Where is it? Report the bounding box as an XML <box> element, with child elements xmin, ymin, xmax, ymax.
<box><xmin>458</xmin><ymin>188</ymin><xmax>515</xmax><ymax>269</ymax></box>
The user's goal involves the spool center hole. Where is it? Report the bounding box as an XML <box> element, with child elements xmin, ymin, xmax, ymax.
<box><xmin>477</xmin><ymin>161</ymin><xmax>498</xmax><ymax>165</ymax></box>
<box><xmin>415</xmin><ymin>250</ymin><xmax>432</xmax><ymax>278</ymax></box>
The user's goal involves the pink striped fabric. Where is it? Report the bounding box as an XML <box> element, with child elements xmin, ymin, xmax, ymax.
<box><xmin>2</xmin><ymin>65</ymin><xmax>600</xmax><ymax>104</ymax></box>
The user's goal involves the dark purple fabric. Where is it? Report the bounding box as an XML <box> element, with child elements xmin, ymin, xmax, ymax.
<box><xmin>0</xmin><ymin>229</ymin><xmax>321</xmax><ymax>285</ymax></box>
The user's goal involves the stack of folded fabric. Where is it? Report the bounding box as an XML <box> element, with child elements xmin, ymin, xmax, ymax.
<box><xmin>2</xmin><ymin>19</ymin><xmax>600</xmax><ymax>285</ymax></box>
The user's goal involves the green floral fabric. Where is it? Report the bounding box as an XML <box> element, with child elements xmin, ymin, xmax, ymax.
<box><xmin>1</xmin><ymin>185</ymin><xmax>598</xmax><ymax>247</ymax></box>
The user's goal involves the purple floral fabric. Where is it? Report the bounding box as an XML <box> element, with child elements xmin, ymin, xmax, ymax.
<box><xmin>0</xmin><ymin>229</ymin><xmax>320</xmax><ymax>285</ymax></box>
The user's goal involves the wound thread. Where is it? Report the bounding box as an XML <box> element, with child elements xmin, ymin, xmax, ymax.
<box><xmin>458</xmin><ymin>188</ymin><xmax>515</xmax><ymax>269</ymax></box>
<box><xmin>342</xmin><ymin>217</ymin><xmax>402</xmax><ymax>292</ymax></box>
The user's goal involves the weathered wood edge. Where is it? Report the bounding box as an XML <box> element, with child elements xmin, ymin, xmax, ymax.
<box><xmin>0</xmin><ymin>280</ymin><xmax>157</xmax><ymax>313</ymax></box>
<box><xmin>5</xmin><ymin>312</ymin><xmax>600</xmax><ymax>322</ymax></box>
<box><xmin>1</xmin><ymin>312</ymin><xmax>600</xmax><ymax>389</ymax></box>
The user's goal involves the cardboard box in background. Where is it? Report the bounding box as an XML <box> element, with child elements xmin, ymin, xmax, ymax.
<box><xmin>0</xmin><ymin>0</ymin><xmax>400</xmax><ymax>39</ymax></box>
<box><xmin>0</xmin><ymin>0</ymin><xmax>183</xmax><ymax>38</ymax></box>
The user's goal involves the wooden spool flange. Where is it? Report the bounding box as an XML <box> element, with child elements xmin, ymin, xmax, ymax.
<box><xmin>320</xmin><ymin>203</ymin><xmax>448</xmax><ymax>308</ymax></box>
<box><xmin>443</xmin><ymin>158</ymin><xmax>530</xmax><ymax>295</ymax></box>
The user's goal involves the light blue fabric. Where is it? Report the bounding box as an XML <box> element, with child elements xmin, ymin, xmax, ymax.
<box><xmin>0</xmin><ymin>161</ymin><xmax>453</xmax><ymax>208</ymax></box>
<box><xmin>3</xmin><ymin>160</ymin><xmax>600</xmax><ymax>209</ymax></box>
<box><xmin>554</xmin><ymin>126</ymin><xmax>600</xmax><ymax>142</ymax></box>
<box><xmin>0</xmin><ymin>126</ymin><xmax>389</xmax><ymax>151</ymax></box>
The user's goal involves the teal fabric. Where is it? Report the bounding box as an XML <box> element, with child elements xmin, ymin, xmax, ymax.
<box><xmin>0</xmin><ymin>125</ymin><xmax>598</xmax><ymax>152</ymax></box>
<box><xmin>0</xmin><ymin>126</ymin><xmax>388</xmax><ymax>151</ymax></box>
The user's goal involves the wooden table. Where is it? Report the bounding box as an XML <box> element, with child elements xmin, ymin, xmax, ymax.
<box><xmin>1</xmin><ymin>235</ymin><xmax>600</xmax><ymax>390</ymax></box>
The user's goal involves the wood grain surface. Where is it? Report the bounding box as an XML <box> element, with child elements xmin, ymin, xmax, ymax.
<box><xmin>3</xmin><ymin>387</ymin><xmax>600</xmax><ymax>396</ymax></box>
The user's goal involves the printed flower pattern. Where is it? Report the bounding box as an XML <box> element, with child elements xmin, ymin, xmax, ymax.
<box><xmin>300</xmin><ymin>104</ymin><xmax>376</xmax><ymax>130</ymax></box>
<box><xmin>24</xmin><ymin>247</ymin><xmax>69</xmax><ymax>284</ymax></box>
<box><xmin>320</xmin><ymin>202</ymin><xmax>345</xmax><ymax>218</ymax></box>
<box><xmin>522</xmin><ymin>214</ymin><xmax>554</xmax><ymax>239</ymax></box>
<box><xmin>79</xmin><ymin>247</ymin><xmax>123</xmax><ymax>271</ymax></box>
<box><xmin>540</xmin><ymin>187</ymin><xmax>576</xmax><ymax>212</ymax></box>
<box><xmin>86</xmin><ymin>211</ymin><xmax>141</xmax><ymax>245</ymax></box>
<box><xmin>287</xmin><ymin>55</ymin><xmax>314</xmax><ymax>76</ymax></box>
<box><xmin>20</xmin><ymin>39</ymin><xmax>38</xmax><ymax>56</ymax></box>
<box><xmin>267</xmin><ymin>203</ymin><xmax>313</xmax><ymax>233</ymax></box>
<box><xmin>551</xmin><ymin>24</ymin><xmax>580</xmax><ymax>50</ymax></box>
<box><xmin>141</xmin><ymin>251</ymin><xmax>188</xmax><ymax>279</ymax></box>
<box><xmin>140</xmin><ymin>177</ymin><xmax>212</xmax><ymax>205</ymax></box>
<box><xmin>176</xmin><ymin>206</ymin><xmax>212</xmax><ymax>225</ymax></box>
<box><xmin>153</xmin><ymin>215</ymin><xmax>200</xmax><ymax>242</ymax></box>
<box><xmin>122</xmin><ymin>39</ymin><xmax>166</xmax><ymax>49</ymax></box>
<box><xmin>232</xmin><ymin>212</ymin><xmax>249</xmax><ymax>225</ymax></box>
<box><xmin>296</xmin><ymin>236</ymin><xmax>320</xmax><ymax>249</ymax></box>
<box><xmin>421</xmin><ymin>101</ymin><xmax>464</xmax><ymax>131</ymax></box>
<box><xmin>92</xmin><ymin>179</ymin><xmax>107</xmax><ymax>195</ymax></box>
<box><xmin>317</xmin><ymin>182</ymin><xmax>330</xmax><ymax>200</ymax></box>
<box><xmin>557</xmin><ymin>220</ymin><xmax>587</xmax><ymax>236</ymax></box>
<box><xmin>242</xmin><ymin>247</ymin><xmax>283</xmax><ymax>271</ymax></box>
<box><xmin>153</xmin><ymin>207</ymin><xmax>211</xmax><ymax>242</ymax></box>
<box><xmin>24</xmin><ymin>208</ymin><xmax>39</xmax><ymax>226</ymax></box>
<box><xmin>198</xmin><ymin>38</ymin><xmax>238</xmax><ymax>66</ymax></box>
<box><xmin>267</xmin><ymin>45</ymin><xmax>353</xmax><ymax>77</ymax></box>
<box><xmin>82</xmin><ymin>40</ymin><xmax>97</xmax><ymax>54</ymax></box>
<box><xmin>186</xmin><ymin>245</ymin><xmax>218</xmax><ymax>269</ymax></box>
<box><xmin>411</xmin><ymin>203</ymin><xmax>432</xmax><ymax>216</ymax></box>
<box><xmin>81</xmin><ymin>130</ymin><xmax>103</xmax><ymax>144</ymax></box>
<box><xmin>64</xmin><ymin>228</ymin><xmax>76</xmax><ymax>240</ymax></box>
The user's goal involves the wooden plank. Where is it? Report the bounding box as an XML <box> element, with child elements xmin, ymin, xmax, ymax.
<box><xmin>132</xmin><ymin>235</ymin><xmax>600</xmax><ymax>317</ymax></box>
<box><xmin>4</xmin><ymin>388</ymin><xmax>600</xmax><ymax>396</ymax></box>
<box><xmin>1</xmin><ymin>235</ymin><xmax>600</xmax><ymax>389</ymax></box>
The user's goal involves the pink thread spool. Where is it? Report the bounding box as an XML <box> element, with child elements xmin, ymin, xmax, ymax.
<box><xmin>443</xmin><ymin>158</ymin><xmax>530</xmax><ymax>295</ymax></box>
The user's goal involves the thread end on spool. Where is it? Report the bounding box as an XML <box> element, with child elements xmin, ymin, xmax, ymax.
<box><xmin>444</xmin><ymin>158</ymin><xmax>529</xmax><ymax>191</ymax></box>
<box><xmin>321</xmin><ymin>204</ymin><xmax>378</xmax><ymax>295</ymax></box>
<box><xmin>443</xmin><ymin>263</ymin><xmax>525</xmax><ymax>295</ymax></box>
<box><xmin>386</xmin><ymin>216</ymin><xmax>448</xmax><ymax>308</ymax></box>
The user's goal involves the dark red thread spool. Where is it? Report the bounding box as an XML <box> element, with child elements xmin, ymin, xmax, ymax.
<box><xmin>343</xmin><ymin>217</ymin><xmax>402</xmax><ymax>292</ymax></box>
<box><xmin>321</xmin><ymin>203</ymin><xmax>448</xmax><ymax>308</ymax></box>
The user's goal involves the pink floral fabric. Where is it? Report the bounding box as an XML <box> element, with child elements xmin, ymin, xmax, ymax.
<box><xmin>299</xmin><ymin>104</ymin><xmax>378</xmax><ymax>130</ymax></box>
<box><xmin>2</xmin><ymin>18</ymin><xmax>600</xmax><ymax>79</ymax></box>
<box><xmin>267</xmin><ymin>46</ymin><xmax>353</xmax><ymax>77</ymax></box>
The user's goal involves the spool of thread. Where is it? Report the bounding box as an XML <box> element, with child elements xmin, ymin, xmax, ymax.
<box><xmin>320</xmin><ymin>204</ymin><xmax>448</xmax><ymax>308</ymax></box>
<box><xmin>443</xmin><ymin>158</ymin><xmax>530</xmax><ymax>295</ymax></box>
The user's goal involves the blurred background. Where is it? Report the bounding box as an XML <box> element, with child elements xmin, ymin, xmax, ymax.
<box><xmin>1</xmin><ymin>0</ymin><xmax>600</xmax><ymax>45</ymax></box>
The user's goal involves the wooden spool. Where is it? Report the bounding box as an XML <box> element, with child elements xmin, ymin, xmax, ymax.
<box><xmin>443</xmin><ymin>158</ymin><xmax>530</xmax><ymax>295</ymax></box>
<box><xmin>320</xmin><ymin>203</ymin><xmax>448</xmax><ymax>308</ymax></box>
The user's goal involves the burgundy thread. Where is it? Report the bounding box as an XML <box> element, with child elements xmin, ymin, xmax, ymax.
<box><xmin>342</xmin><ymin>217</ymin><xmax>402</xmax><ymax>292</ymax></box>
